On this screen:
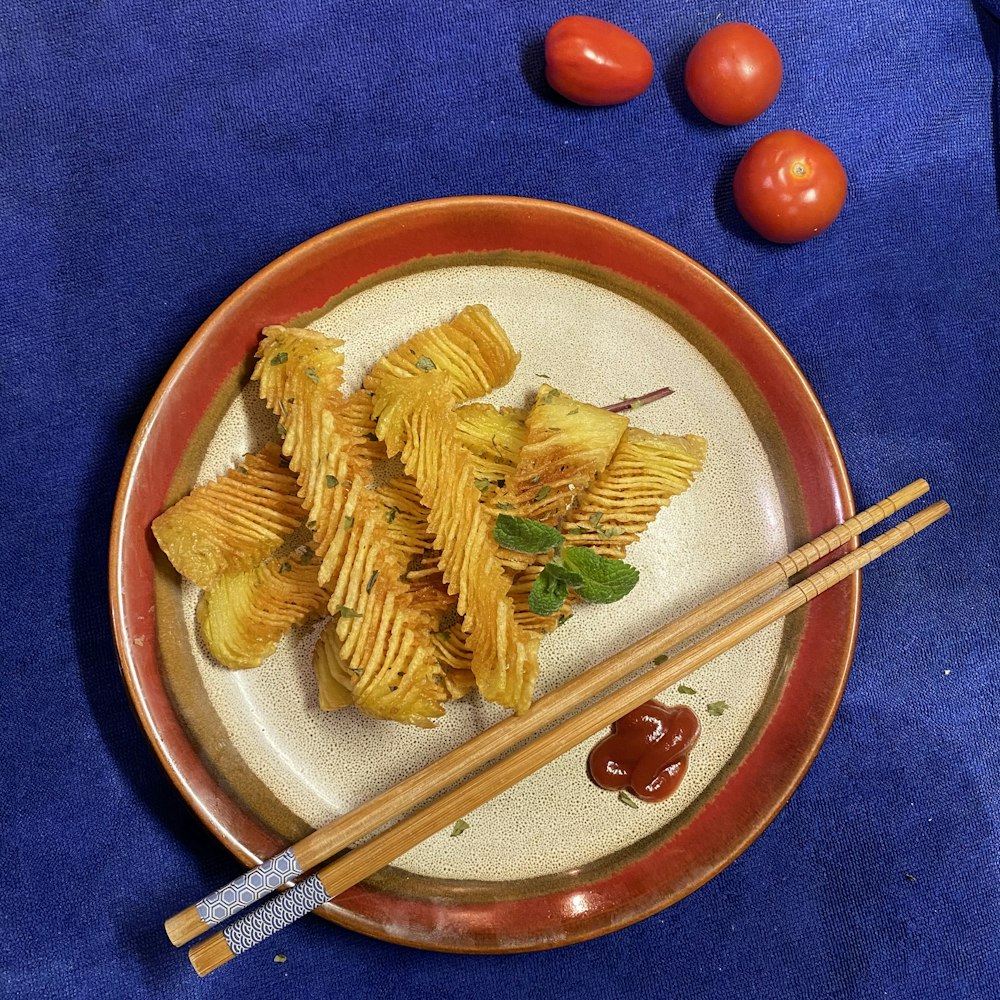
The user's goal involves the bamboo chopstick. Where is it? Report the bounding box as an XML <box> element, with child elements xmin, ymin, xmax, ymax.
<box><xmin>166</xmin><ymin>478</ymin><xmax>929</xmax><ymax>948</ymax></box>
<box><xmin>187</xmin><ymin>496</ymin><xmax>949</xmax><ymax>975</ymax></box>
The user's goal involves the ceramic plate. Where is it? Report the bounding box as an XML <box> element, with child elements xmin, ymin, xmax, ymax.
<box><xmin>110</xmin><ymin>196</ymin><xmax>858</xmax><ymax>952</ymax></box>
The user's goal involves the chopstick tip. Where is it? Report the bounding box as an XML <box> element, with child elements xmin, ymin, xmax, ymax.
<box><xmin>165</xmin><ymin>906</ymin><xmax>210</xmax><ymax>947</ymax></box>
<box><xmin>189</xmin><ymin>933</ymin><xmax>235</xmax><ymax>977</ymax></box>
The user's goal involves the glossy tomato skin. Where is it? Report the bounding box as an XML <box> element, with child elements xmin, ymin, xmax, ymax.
<box><xmin>733</xmin><ymin>130</ymin><xmax>848</xmax><ymax>244</ymax></box>
<box><xmin>684</xmin><ymin>22</ymin><xmax>782</xmax><ymax>125</ymax></box>
<box><xmin>545</xmin><ymin>15</ymin><xmax>654</xmax><ymax>107</ymax></box>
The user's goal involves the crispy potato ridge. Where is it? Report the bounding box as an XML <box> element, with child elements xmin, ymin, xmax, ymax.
<box><xmin>454</xmin><ymin>402</ymin><xmax>526</xmax><ymax>485</ymax></box>
<box><xmin>562</xmin><ymin>428</ymin><xmax>707</xmax><ymax>558</ymax></box>
<box><xmin>152</xmin><ymin>442</ymin><xmax>303</xmax><ymax>589</ymax></box>
<box><xmin>507</xmin><ymin>385</ymin><xmax>628</xmax><ymax>524</ymax></box>
<box><xmin>197</xmin><ymin>554</ymin><xmax>327</xmax><ymax>670</ymax></box>
<box><xmin>254</xmin><ymin>326</ymin><xmax>447</xmax><ymax>726</ymax></box>
<box><xmin>364</xmin><ymin>304</ymin><xmax>519</xmax><ymax>404</ymax></box>
<box><xmin>373</xmin><ymin>371</ymin><xmax>540</xmax><ymax>713</ymax></box>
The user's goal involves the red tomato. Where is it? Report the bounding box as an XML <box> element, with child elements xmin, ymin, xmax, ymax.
<box><xmin>544</xmin><ymin>15</ymin><xmax>654</xmax><ymax>107</ymax></box>
<box><xmin>684</xmin><ymin>22</ymin><xmax>782</xmax><ymax>125</ymax></box>
<box><xmin>733</xmin><ymin>130</ymin><xmax>848</xmax><ymax>243</ymax></box>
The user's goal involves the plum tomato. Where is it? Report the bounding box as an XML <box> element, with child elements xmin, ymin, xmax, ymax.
<box><xmin>544</xmin><ymin>15</ymin><xmax>654</xmax><ymax>107</ymax></box>
<box><xmin>684</xmin><ymin>22</ymin><xmax>782</xmax><ymax>125</ymax></box>
<box><xmin>733</xmin><ymin>130</ymin><xmax>848</xmax><ymax>244</ymax></box>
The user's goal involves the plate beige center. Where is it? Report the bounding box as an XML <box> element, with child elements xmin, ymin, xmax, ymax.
<box><xmin>172</xmin><ymin>262</ymin><xmax>788</xmax><ymax>882</ymax></box>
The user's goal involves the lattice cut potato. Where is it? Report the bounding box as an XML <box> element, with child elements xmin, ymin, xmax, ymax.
<box><xmin>364</xmin><ymin>304</ymin><xmax>519</xmax><ymax>405</ymax></box>
<box><xmin>372</xmin><ymin>369</ymin><xmax>541</xmax><ymax>713</ymax></box>
<box><xmin>197</xmin><ymin>553</ymin><xmax>328</xmax><ymax>670</ymax></box>
<box><xmin>408</xmin><ymin>585</ymin><xmax>477</xmax><ymax>699</ymax></box>
<box><xmin>561</xmin><ymin>428</ymin><xmax>707</xmax><ymax>558</ymax></box>
<box><xmin>506</xmin><ymin>385</ymin><xmax>628</xmax><ymax>525</ymax></box>
<box><xmin>152</xmin><ymin>443</ymin><xmax>303</xmax><ymax>589</ymax></box>
<box><xmin>454</xmin><ymin>402</ymin><xmax>526</xmax><ymax>485</ymax></box>
<box><xmin>312</xmin><ymin>598</ymin><xmax>446</xmax><ymax>728</ymax></box>
<box><xmin>312</xmin><ymin>624</ymin><xmax>354</xmax><ymax>711</ymax></box>
<box><xmin>254</xmin><ymin>326</ymin><xmax>448</xmax><ymax>726</ymax></box>
<box><xmin>508</xmin><ymin>429</ymin><xmax>706</xmax><ymax>628</ymax></box>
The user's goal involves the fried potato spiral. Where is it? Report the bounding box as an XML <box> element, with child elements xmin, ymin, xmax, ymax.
<box><xmin>152</xmin><ymin>443</ymin><xmax>303</xmax><ymax>589</ymax></box>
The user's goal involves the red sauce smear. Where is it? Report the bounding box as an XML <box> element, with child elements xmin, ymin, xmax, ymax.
<box><xmin>587</xmin><ymin>700</ymin><xmax>701</xmax><ymax>802</ymax></box>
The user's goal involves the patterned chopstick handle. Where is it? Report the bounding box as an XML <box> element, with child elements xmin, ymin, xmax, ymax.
<box><xmin>221</xmin><ymin>875</ymin><xmax>332</xmax><ymax>956</ymax></box>
<box><xmin>195</xmin><ymin>848</ymin><xmax>304</xmax><ymax>928</ymax></box>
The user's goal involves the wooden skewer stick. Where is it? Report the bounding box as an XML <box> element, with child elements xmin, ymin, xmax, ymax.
<box><xmin>188</xmin><ymin>497</ymin><xmax>949</xmax><ymax>975</ymax></box>
<box><xmin>166</xmin><ymin>479</ymin><xmax>929</xmax><ymax>947</ymax></box>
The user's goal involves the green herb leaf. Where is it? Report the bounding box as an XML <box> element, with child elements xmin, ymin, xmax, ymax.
<box><xmin>533</xmin><ymin>484</ymin><xmax>551</xmax><ymax>502</ymax></box>
<box><xmin>326</xmin><ymin>474</ymin><xmax>339</xmax><ymax>488</ymax></box>
<box><xmin>678</xmin><ymin>684</ymin><xmax>697</xmax><ymax>695</ymax></box>
<box><xmin>343</xmin><ymin>515</ymin><xmax>354</xmax><ymax>530</ymax></box>
<box><xmin>270</xmin><ymin>352</ymin><xmax>288</xmax><ymax>366</ymax></box>
<box><xmin>493</xmin><ymin>514</ymin><xmax>562</xmax><ymax>554</ymax></box>
<box><xmin>535</xmin><ymin>372</ymin><xmax>551</xmax><ymax>378</ymax></box>
<box><xmin>385</xmin><ymin>506</ymin><xmax>398</xmax><ymax>523</ymax></box>
<box><xmin>237</xmin><ymin>465</ymin><xmax>248</xmax><ymax>475</ymax></box>
<box><xmin>596</xmin><ymin>524</ymin><xmax>624</xmax><ymax>538</ymax></box>
<box><xmin>279</xmin><ymin>561</ymin><xmax>291</xmax><ymax>574</ymax></box>
<box><xmin>588</xmin><ymin>511</ymin><xmax>603</xmax><ymax>528</ymax></box>
<box><xmin>336</xmin><ymin>605</ymin><xmax>363</xmax><ymax>619</ymax></box>
<box><xmin>653</xmin><ymin>654</ymin><xmax>669</xmax><ymax>665</ymax></box>
<box><xmin>495</xmin><ymin>502</ymin><xmax>515</xmax><ymax>511</ymax></box>
<box><xmin>618</xmin><ymin>791</ymin><xmax>640</xmax><ymax>809</ymax></box>
<box><xmin>568</xmin><ymin>526</ymin><xmax>586</xmax><ymax>535</ymax></box>
<box><xmin>366</xmin><ymin>570</ymin><xmax>379</xmax><ymax>594</ymax></box>
<box><xmin>299</xmin><ymin>548</ymin><xmax>314</xmax><ymax>565</ymax></box>
<box><xmin>706</xmin><ymin>700</ymin><xmax>729</xmax><ymax>716</ymax></box>
<box><xmin>542</xmin><ymin>560</ymin><xmax>584</xmax><ymax>588</ymax></box>
<box><xmin>305</xmin><ymin>367</ymin><xmax>319</xmax><ymax>384</ymax></box>
<box><xmin>450</xmin><ymin>818</ymin><xmax>470</xmax><ymax>837</ymax></box>
<box><xmin>556</xmin><ymin>612</ymin><xmax>572</xmax><ymax>627</ymax></box>
<box><xmin>540</xmin><ymin>387</ymin><xmax>560</xmax><ymax>404</ymax></box>
<box><xmin>528</xmin><ymin>570</ymin><xmax>568</xmax><ymax>616</ymax></box>
<box><xmin>560</xmin><ymin>547</ymin><xmax>640</xmax><ymax>604</ymax></box>
<box><xmin>473</xmin><ymin>477</ymin><xmax>491</xmax><ymax>492</ymax></box>
<box><xmin>415</xmin><ymin>355</ymin><xmax>436</xmax><ymax>372</ymax></box>
<box><xmin>276</xmin><ymin>423</ymin><xmax>287</xmax><ymax>439</ymax></box>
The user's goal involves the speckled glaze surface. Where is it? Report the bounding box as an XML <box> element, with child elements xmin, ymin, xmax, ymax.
<box><xmin>110</xmin><ymin>197</ymin><xmax>858</xmax><ymax>952</ymax></box>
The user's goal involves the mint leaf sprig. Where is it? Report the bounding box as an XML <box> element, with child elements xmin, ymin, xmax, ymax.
<box><xmin>492</xmin><ymin>514</ymin><xmax>639</xmax><ymax>616</ymax></box>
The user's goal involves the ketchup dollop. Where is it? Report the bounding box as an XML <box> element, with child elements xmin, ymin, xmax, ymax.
<box><xmin>587</xmin><ymin>700</ymin><xmax>701</xmax><ymax>802</ymax></box>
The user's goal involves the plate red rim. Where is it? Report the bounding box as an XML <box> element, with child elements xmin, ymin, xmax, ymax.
<box><xmin>109</xmin><ymin>195</ymin><xmax>859</xmax><ymax>952</ymax></box>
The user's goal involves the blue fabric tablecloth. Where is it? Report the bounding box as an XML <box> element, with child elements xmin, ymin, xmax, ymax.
<box><xmin>2</xmin><ymin>2</ymin><xmax>998</xmax><ymax>998</ymax></box>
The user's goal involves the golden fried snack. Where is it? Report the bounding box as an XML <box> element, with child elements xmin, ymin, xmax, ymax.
<box><xmin>152</xmin><ymin>443</ymin><xmax>303</xmax><ymax>589</ymax></box>
<box><xmin>507</xmin><ymin>385</ymin><xmax>628</xmax><ymax>524</ymax></box>
<box><xmin>376</xmin><ymin>474</ymin><xmax>435</xmax><ymax>572</ymax></box>
<box><xmin>364</xmin><ymin>304</ymin><xmax>519</xmax><ymax>404</ymax></box>
<box><xmin>372</xmin><ymin>370</ymin><xmax>540</xmax><ymax>713</ymax></box>
<box><xmin>407</xmin><ymin>585</ymin><xmax>477</xmax><ymax>699</ymax></box>
<box><xmin>562</xmin><ymin>428</ymin><xmax>707</xmax><ymax>558</ymax></box>
<box><xmin>312</xmin><ymin>625</ymin><xmax>354</xmax><ymax>711</ymax></box>
<box><xmin>197</xmin><ymin>553</ymin><xmax>327</xmax><ymax>670</ymax></box>
<box><xmin>508</xmin><ymin>430</ymin><xmax>705</xmax><ymax>630</ymax></box>
<box><xmin>254</xmin><ymin>326</ymin><xmax>448</xmax><ymax>726</ymax></box>
<box><xmin>453</xmin><ymin>402</ymin><xmax>526</xmax><ymax>486</ymax></box>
